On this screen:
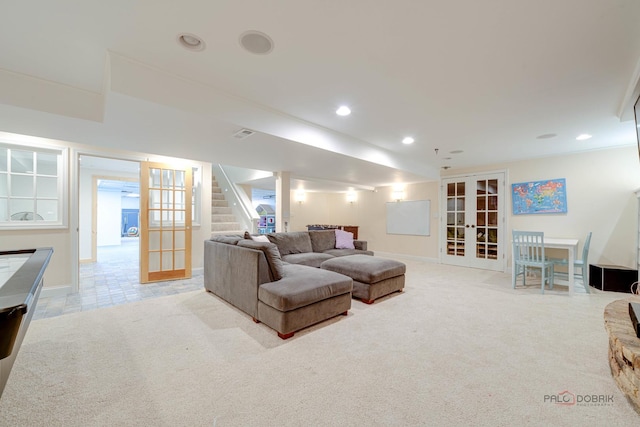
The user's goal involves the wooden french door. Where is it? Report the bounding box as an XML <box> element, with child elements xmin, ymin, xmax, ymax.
<box><xmin>139</xmin><ymin>162</ymin><xmax>192</xmax><ymax>283</ymax></box>
<box><xmin>441</xmin><ymin>172</ymin><xmax>506</xmax><ymax>271</ymax></box>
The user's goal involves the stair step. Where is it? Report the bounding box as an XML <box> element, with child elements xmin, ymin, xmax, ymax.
<box><xmin>211</xmin><ymin>222</ymin><xmax>243</xmax><ymax>232</ymax></box>
<box><xmin>212</xmin><ymin>187</ymin><xmax>222</xmax><ymax>194</ymax></box>
<box><xmin>212</xmin><ymin>193</ymin><xmax>226</xmax><ymax>200</ymax></box>
<box><xmin>212</xmin><ymin>180</ymin><xmax>219</xmax><ymax>187</ymax></box>
<box><xmin>212</xmin><ymin>214</ymin><xmax>237</xmax><ymax>223</ymax></box>
<box><xmin>212</xmin><ymin>206</ymin><xmax>232</xmax><ymax>215</ymax></box>
<box><xmin>210</xmin><ymin>230</ymin><xmax>245</xmax><ymax>237</ymax></box>
<box><xmin>212</xmin><ymin>201</ymin><xmax>229</xmax><ymax>208</ymax></box>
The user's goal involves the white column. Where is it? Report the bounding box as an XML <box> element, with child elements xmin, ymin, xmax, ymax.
<box><xmin>275</xmin><ymin>171</ymin><xmax>291</xmax><ymax>232</ymax></box>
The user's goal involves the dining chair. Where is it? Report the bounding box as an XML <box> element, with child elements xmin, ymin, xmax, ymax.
<box><xmin>550</xmin><ymin>231</ymin><xmax>592</xmax><ymax>293</ymax></box>
<box><xmin>512</xmin><ymin>230</ymin><xmax>555</xmax><ymax>294</ymax></box>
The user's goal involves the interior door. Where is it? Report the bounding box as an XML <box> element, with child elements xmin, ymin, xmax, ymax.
<box><xmin>441</xmin><ymin>173</ymin><xmax>505</xmax><ymax>271</ymax></box>
<box><xmin>140</xmin><ymin>162</ymin><xmax>192</xmax><ymax>283</ymax></box>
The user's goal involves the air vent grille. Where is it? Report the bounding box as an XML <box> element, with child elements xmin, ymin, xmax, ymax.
<box><xmin>233</xmin><ymin>128</ymin><xmax>255</xmax><ymax>139</ymax></box>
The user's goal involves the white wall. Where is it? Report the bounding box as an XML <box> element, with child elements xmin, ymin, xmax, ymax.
<box><xmin>288</xmin><ymin>181</ymin><xmax>441</xmax><ymax>260</ymax></box>
<box><xmin>284</xmin><ymin>145</ymin><xmax>640</xmax><ymax>268</ymax></box>
<box><xmin>443</xmin><ymin>145</ymin><xmax>640</xmax><ymax>268</ymax></box>
<box><xmin>121</xmin><ymin>196</ymin><xmax>139</xmax><ymax>210</ymax></box>
<box><xmin>97</xmin><ymin>191</ymin><xmax>122</xmax><ymax>246</ymax></box>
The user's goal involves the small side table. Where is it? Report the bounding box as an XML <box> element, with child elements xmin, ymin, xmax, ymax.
<box><xmin>589</xmin><ymin>264</ymin><xmax>638</xmax><ymax>293</ymax></box>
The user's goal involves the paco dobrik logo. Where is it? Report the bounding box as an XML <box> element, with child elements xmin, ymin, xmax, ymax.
<box><xmin>544</xmin><ymin>390</ymin><xmax>613</xmax><ymax>406</ymax></box>
<box><xmin>544</xmin><ymin>390</ymin><xmax>576</xmax><ymax>406</ymax></box>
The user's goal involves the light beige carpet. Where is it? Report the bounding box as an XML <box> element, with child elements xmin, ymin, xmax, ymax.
<box><xmin>1</xmin><ymin>258</ymin><xmax>639</xmax><ymax>426</ymax></box>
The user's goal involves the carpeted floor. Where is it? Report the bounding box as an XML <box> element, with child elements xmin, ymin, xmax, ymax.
<box><xmin>1</xmin><ymin>257</ymin><xmax>638</xmax><ymax>426</ymax></box>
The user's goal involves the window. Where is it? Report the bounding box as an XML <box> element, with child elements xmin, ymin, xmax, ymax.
<box><xmin>0</xmin><ymin>143</ymin><xmax>67</xmax><ymax>228</ymax></box>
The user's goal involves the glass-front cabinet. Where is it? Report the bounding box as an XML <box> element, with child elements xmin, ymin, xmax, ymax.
<box><xmin>442</xmin><ymin>173</ymin><xmax>505</xmax><ymax>271</ymax></box>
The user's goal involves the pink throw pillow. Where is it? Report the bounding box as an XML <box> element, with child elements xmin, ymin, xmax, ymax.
<box><xmin>335</xmin><ymin>229</ymin><xmax>355</xmax><ymax>249</ymax></box>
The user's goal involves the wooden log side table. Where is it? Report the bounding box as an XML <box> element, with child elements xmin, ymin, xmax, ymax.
<box><xmin>604</xmin><ymin>298</ymin><xmax>640</xmax><ymax>413</ymax></box>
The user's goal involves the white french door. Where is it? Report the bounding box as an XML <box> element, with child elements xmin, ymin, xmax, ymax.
<box><xmin>441</xmin><ymin>172</ymin><xmax>506</xmax><ymax>271</ymax></box>
<box><xmin>139</xmin><ymin>161</ymin><xmax>192</xmax><ymax>283</ymax></box>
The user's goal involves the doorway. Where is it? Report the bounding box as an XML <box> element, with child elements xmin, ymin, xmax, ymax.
<box><xmin>78</xmin><ymin>156</ymin><xmax>141</xmax><ymax>284</ymax></box>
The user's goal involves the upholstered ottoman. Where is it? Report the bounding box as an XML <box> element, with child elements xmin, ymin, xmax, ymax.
<box><xmin>321</xmin><ymin>255</ymin><xmax>406</xmax><ymax>304</ymax></box>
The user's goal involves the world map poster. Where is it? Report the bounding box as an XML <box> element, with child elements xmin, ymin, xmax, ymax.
<box><xmin>511</xmin><ymin>178</ymin><xmax>567</xmax><ymax>215</ymax></box>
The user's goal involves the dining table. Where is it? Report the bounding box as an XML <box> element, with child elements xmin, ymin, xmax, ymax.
<box><xmin>544</xmin><ymin>237</ymin><xmax>580</xmax><ymax>294</ymax></box>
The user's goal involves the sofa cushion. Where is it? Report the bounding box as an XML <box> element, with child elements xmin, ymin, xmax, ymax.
<box><xmin>309</xmin><ymin>230</ymin><xmax>336</xmax><ymax>253</ymax></box>
<box><xmin>267</xmin><ymin>231</ymin><xmax>313</xmax><ymax>255</ymax></box>
<box><xmin>323</xmin><ymin>248</ymin><xmax>374</xmax><ymax>257</ymax></box>
<box><xmin>321</xmin><ymin>255</ymin><xmax>406</xmax><ymax>284</ymax></box>
<box><xmin>282</xmin><ymin>252</ymin><xmax>335</xmax><ymax>268</ymax></box>
<box><xmin>335</xmin><ymin>229</ymin><xmax>355</xmax><ymax>249</ymax></box>
<box><xmin>251</xmin><ymin>235</ymin><xmax>270</xmax><ymax>243</ymax></box>
<box><xmin>210</xmin><ymin>234</ymin><xmax>243</xmax><ymax>245</ymax></box>
<box><xmin>237</xmin><ymin>239</ymin><xmax>285</xmax><ymax>281</ymax></box>
<box><xmin>258</xmin><ymin>264</ymin><xmax>352</xmax><ymax>312</ymax></box>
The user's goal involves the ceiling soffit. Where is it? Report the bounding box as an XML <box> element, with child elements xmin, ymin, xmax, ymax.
<box><xmin>106</xmin><ymin>52</ymin><xmax>439</xmax><ymax>180</ymax></box>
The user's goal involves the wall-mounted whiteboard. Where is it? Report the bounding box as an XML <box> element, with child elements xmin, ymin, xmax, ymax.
<box><xmin>386</xmin><ymin>200</ymin><xmax>430</xmax><ymax>236</ymax></box>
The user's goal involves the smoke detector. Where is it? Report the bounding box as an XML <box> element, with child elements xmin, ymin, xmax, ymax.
<box><xmin>233</xmin><ymin>128</ymin><xmax>255</xmax><ymax>139</ymax></box>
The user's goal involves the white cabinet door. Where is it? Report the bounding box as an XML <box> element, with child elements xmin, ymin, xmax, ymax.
<box><xmin>441</xmin><ymin>173</ymin><xmax>506</xmax><ymax>271</ymax></box>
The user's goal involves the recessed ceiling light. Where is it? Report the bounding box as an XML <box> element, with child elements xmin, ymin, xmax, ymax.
<box><xmin>177</xmin><ymin>33</ymin><xmax>206</xmax><ymax>51</ymax></box>
<box><xmin>336</xmin><ymin>106</ymin><xmax>351</xmax><ymax>116</ymax></box>
<box><xmin>239</xmin><ymin>30</ymin><xmax>274</xmax><ymax>55</ymax></box>
<box><xmin>576</xmin><ymin>134</ymin><xmax>592</xmax><ymax>141</ymax></box>
<box><xmin>402</xmin><ymin>137</ymin><xmax>415</xmax><ymax>145</ymax></box>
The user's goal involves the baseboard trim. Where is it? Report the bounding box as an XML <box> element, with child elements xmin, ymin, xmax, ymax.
<box><xmin>373</xmin><ymin>251</ymin><xmax>438</xmax><ymax>264</ymax></box>
<box><xmin>40</xmin><ymin>285</ymin><xmax>73</xmax><ymax>298</ymax></box>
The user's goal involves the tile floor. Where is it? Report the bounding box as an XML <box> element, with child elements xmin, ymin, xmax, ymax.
<box><xmin>33</xmin><ymin>237</ymin><xmax>203</xmax><ymax>320</ymax></box>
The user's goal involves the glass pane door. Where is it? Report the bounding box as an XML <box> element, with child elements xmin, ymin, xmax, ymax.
<box><xmin>446</xmin><ymin>181</ymin><xmax>466</xmax><ymax>257</ymax></box>
<box><xmin>475</xmin><ymin>178</ymin><xmax>499</xmax><ymax>261</ymax></box>
<box><xmin>442</xmin><ymin>173</ymin><xmax>505</xmax><ymax>271</ymax></box>
<box><xmin>140</xmin><ymin>162</ymin><xmax>192</xmax><ymax>283</ymax></box>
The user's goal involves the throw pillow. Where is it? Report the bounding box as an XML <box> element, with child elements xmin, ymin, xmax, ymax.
<box><xmin>251</xmin><ymin>235</ymin><xmax>270</xmax><ymax>243</ymax></box>
<box><xmin>335</xmin><ymin>229</ymin><xmax>355</xmax><ymax>249</ymax></box>
<box><xmin>266</xmin><ymin>231</ymin><xmax>313</xmax><ymax>255</ymax></box>
<box><xmin>309</xmin><ymin>230</ymin><xmax>336</xmax><ymax>252</ymax></box>
<box><xmin>237</xmin><ymin>240</ymin><xmax>284</xmax><ymax>281</ymax></box>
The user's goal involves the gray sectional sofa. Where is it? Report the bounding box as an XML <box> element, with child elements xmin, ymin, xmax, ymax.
<box><xmin>204</xmin><ymin>230</ymin><xmax>374</xmax><ymax>339</ymax></box>
<box><xmin>264</xmin><ymin>230</ymin><xmax>373</xmax><ymax>267</ymax></box>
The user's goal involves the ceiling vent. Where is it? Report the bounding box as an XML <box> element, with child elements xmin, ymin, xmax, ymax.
<box><xmin>233</xmin><ymin>128</ymin><xmax>255</xmax><ymax>139</ymax></box>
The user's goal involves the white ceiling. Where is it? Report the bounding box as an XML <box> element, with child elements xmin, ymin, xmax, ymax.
<box><xmin>1</xmin><ymin>1</ymin><xmax>640</xmax><ymax>191</ymax></box>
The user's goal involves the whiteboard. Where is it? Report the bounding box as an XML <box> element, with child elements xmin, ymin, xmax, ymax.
<box><xmin>386</xmin><ymin>200</ymin><xmax>430</xmax><ymax>236</ymax></box>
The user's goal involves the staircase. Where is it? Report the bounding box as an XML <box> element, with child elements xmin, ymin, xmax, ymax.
<box><xmin>211</xmin><ymin>176</ymin><xmax>245</xmax><ymax>236</ymax></box>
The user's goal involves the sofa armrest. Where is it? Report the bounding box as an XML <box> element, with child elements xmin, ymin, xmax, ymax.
<box><xmin>354</xmin><ymin>240</ymin><xmax>367</xmax><ymax>251</ymax></box>
<box><xmin>204</xmin><ymin>240</ymin><xmax>271</xmax><ymax>318</ymax></box>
